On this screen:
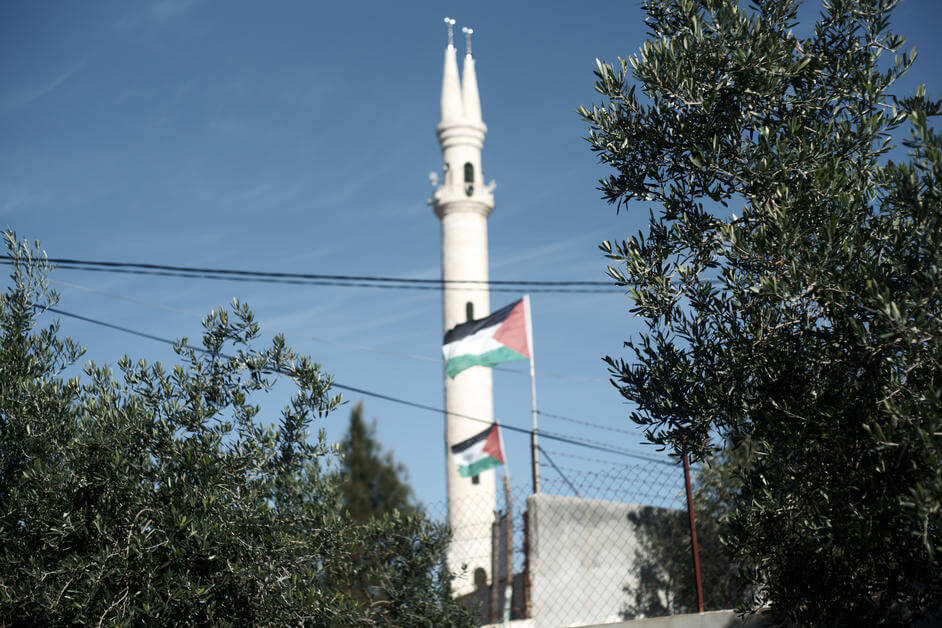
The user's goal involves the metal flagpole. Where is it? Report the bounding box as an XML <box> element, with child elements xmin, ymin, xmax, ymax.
<box><xmin>502</xmin><ymin>473</ymin><xmax>513</xmax><ymax>624</ymax></box>
<box><xmin>497</xmin><ymin>419</ymin><xmax>510</xmax><ymax>483</ymax></box>
<box><xmin>524</xmin><ymin>295</ymin><xmax>540</xmax><ymax>494</ymax></box>
<box><xmin>494</xmin><ymin>422</ymin><xmax>513</xmax><ymax>624</ymax></box>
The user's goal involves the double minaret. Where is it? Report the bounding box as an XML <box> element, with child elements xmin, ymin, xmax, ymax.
<box><xmin>431</xmin><ymin>18</ymin><xmax>497</xmax><ymax>593</ymax></box>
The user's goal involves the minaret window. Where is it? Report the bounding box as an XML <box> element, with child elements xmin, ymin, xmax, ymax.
<box><xmin>464</xmin><ymin>162</ymin><xmax>474</xmax><ymax>196</ymax></box>
<box><xmin>473</xmin><ymin>568</ymin><xmax>487</xmax><ymax>588</ymax></box>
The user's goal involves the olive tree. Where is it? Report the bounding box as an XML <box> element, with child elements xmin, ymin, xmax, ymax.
<box><xmin>581</xmin><ymin>0</ymin><xmax>941</xmax><ymax>623</ymax></box>
<box><xmin>0</xmin><ymin>233</ymin><xmax>473</xmax><ymax>626</ymax></box>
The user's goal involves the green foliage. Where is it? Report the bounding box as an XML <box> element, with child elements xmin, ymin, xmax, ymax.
<box><xmin>338</xmin><ymin>401</ymin><xmax>415</xmax><ymax>522</ymax></box>
<box><xmin>0</xmin><ymin>233</ymin><xmax>474</xmax><ymax>626</ymax></box>
<box><xmin>582</xmin><ymin>0</ymin><xmax>941</xmax><ymax>623</ymax></box>
<box><xmin>622</xmin><ymin>447</ymin><xmax>752</xmax><ymax>618</ymax></box>
<box><xmin>334</xmin><ymin>401</ymin><xmax>431</xmax><ymax>610</ymax></box>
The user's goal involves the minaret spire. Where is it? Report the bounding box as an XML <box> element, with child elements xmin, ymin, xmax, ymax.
<box><xmin>461</xmin><ymin>26</ymin><xmax>482</xmax><ymax>125</ymax></box>
<box><xmin>440</xmin><ymin>17</ymin><xmax>463</xmax><ymax>124</ymax></box>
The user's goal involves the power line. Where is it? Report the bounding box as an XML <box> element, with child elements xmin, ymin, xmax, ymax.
<box><xmin>51</xmin><ymin>280</ymin><xmax>649</xmax><ymax>447</ymax></box>
<box><xmin>52</xmin><ymin>279</ymin><xmax>201</xmax><ymax>316</ymax></box>
<box><xmin>41</xmin><ymin>263</ymin><xmax>615</xmax><ymax>293</ymax></box>
<box><xmin>3</xmin><ymin>255</ymin><xmax>619</xmax><ymax>293</ymax></box>
<box><xmin>45</xmin><ymin>306</ymin><xmax>674</xmax><ymax>466</ymax></box>
<box><xmin>50</xmin><ymin>278</ymin><xmax>610</xmax><ymax>384</ymax></box>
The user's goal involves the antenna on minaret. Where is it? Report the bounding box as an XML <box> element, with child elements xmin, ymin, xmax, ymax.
<box><xmin>462</xmin><ymin>26</ymin><xmax>473</xmax><ymax>56</ymax></box>
<box><xmin>444</xmin><ymin>17</ymin><xmax>456</xmax><ymax>47</ymax></box>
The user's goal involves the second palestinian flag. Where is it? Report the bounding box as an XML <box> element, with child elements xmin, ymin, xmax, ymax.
<box><xmin>442</xmin><ymin>297</ymin><xmax>531</xmax><ymax>378</ymax></box>
<box><xmin>451</xmin><ymin>423</ymin><xmax>506</xmax><ymax>478</ymax></box>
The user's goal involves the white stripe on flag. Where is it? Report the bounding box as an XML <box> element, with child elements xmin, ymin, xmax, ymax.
<box><xmin>453</xmin><ymin>439</ymin><xmax>489</xmax><ymax>468</ymax></box>
<box><xmin>442</xmin><ymin>322</ymin><xmax>503</xmax><ymax>361</ymax></box>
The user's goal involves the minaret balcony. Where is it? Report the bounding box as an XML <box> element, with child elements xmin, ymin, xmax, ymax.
<box><xmin>432</xmin><ymin>184</ymin><xmax>495</xmax><ymax>218</ymax></box>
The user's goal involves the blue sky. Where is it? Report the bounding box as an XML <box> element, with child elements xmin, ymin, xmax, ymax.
<box><xmin>3</xmin><ymin>0</ymin><xmax>941</xmax><ymax>508</ymax></box>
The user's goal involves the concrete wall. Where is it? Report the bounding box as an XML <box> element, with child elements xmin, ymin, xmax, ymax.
<box><xmin>527</xmin><ymin>493</ymin><xmax>644</xmax><ymax>627</ymax></box>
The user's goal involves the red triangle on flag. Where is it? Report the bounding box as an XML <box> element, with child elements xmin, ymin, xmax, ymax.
<box><xmin>482</xmin><ymin>424</ymin><xmax>505</xmax><ymax>463</ymax></box>
<box><xmin>492</xmin><ymin>300</ymin><xmax>530</xmax><ymax>358</ymax></box>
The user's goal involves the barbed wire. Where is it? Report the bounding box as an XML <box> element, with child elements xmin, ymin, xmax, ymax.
<box><xmin>537</xmin><ymin>410</ymin><xmax>640</xmax><ymax>436</ymax></box>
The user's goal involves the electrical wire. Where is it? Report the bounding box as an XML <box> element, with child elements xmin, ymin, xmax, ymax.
<box><xmin>50</xmin><ymin>278</ymin><xmax>610</xmax><ymax>384</ymax></box>
<box><xmin>43</xmin><ymin>264</ymin><xmax>615</xmax><ymax>293</ymax></box>
<box><xmin>45</xmin><ymin>306</ymin><xmax>675</xmax><ymax>467</ymax></box>
<box><xmin>51</xmin><ymin>279</ymin><xmax>202</xmax><ymax>316</ymax></box>
<box><xmin>50</xmin><ymin>281</ymin><xmax>658</xmax><ymax>453</ymax></box>
<box><xmin>2</xmin><ymin>255</ymin><xmax>619</xmax><ymax>293</ymax></box>
<box><xmin>49</xmin><ymin>279</ymin><xmax>653</xmax><ymax>450</ymax></box>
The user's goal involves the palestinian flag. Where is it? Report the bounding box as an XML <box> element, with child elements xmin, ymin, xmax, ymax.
<box><xmin>442</xmin><ymin>297</ymin><xmax>531</xmax><ymax>378</ymax></box>
<box><xmin>451</xmin><ymin>423</ymin><xmax>506</xmax><ymax>478</ymax></box>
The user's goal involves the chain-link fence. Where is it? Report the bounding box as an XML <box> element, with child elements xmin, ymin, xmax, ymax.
<box><xmin>426</xmin><ymin>448</ymin><xmax>743</xmax><ymax>627</ymax></box>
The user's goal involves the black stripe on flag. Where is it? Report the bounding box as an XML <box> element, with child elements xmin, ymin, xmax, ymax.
<box><xmin>443</xmin><ymin>299</ymin><xmax>519</xmax><ymax>345</ymax></box>
<box><xmin>450</xmin><ymin>423</ymin><xmax>495</xmax><ymax>454</ymax></box>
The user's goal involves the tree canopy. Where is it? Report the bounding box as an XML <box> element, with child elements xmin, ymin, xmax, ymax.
<box><xmin>338</xmin><ymin>401</ymin><xmax>415</xmax><ymax>522</ymax></box>
<box><xmin>582</xmin><ymin>0</ymin><xmax>941</xmax><ymax>623</ymax></box>
<box><xmin>0</xmin><ymin>233</ymin><xmax>474</xmax><ymax>626</ymax></box>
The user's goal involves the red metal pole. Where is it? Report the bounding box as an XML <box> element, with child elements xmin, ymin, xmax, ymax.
<box><xmin>683</xmin><ymin>452</ymin><xmax>705</xmax><ymax>613</ymax></box>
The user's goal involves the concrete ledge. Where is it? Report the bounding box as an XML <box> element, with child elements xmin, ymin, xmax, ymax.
<box><xmin>481</xmin><ymin>620</ymin><xmax>535</xmax><ymax>628</ymax></box>
<box><xmin>581</xmin><ymin>609</ymin><xmax>768</xmax><ymax>628</ymax></box>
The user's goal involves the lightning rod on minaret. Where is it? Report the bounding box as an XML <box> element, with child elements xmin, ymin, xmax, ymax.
<box><xmin>462</xmin><ymin>26</ymin><xmax>473</xmax><ymax>56</ymax></box>
<box><xmin>444</xmin><ymin>17</ymin><xmax>455</xmax><ymax>47</ymax></box>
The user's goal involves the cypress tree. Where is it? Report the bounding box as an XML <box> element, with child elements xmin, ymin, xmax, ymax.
<box><xmin>338</xmin><ymin>401</ymin><xmax>415</xmax><ymax>521</ymax></box>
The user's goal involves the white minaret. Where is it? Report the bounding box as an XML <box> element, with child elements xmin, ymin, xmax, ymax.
<box><xmin>432</xmin><ymin>18</ymin><xmax>497</xmax><ymax>594</ymax></box>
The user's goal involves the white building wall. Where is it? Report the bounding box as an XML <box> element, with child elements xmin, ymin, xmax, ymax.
<box><xmin>527</xmin><ymin>494</ymin><xmax>645</xmax><ymax>628</ymax></box>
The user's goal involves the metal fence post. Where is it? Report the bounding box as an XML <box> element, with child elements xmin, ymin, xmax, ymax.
<box><xmin>683</xmin><ymin>452</ymin><xmax>705</xmax><ymax>613</ymax></box>
<box><xmin>503</xmin><ymin>476</ymin><xmax>513</xmax><ymax>622</ymax></box>
<box><xmin>490</xmin><ymin>512</ymin><xmax>500</xmax><ymax>623</ymax></box>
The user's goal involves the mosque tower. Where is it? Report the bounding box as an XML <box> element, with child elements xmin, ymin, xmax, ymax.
<box><xmin>431</xmin><ymin>18</ymin><xmax>497</xmax><ymax>593</ymax></box>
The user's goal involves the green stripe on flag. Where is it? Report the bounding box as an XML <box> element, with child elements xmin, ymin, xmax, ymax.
<box><xmin>445</xmin><ymin>346</ymin><xmax>527</xmax><ymax>378</ymax></box>
<box><xmin>458</xmin><ymin>455</ymin><xmax>503</xmax><ymax>478</ymax></box>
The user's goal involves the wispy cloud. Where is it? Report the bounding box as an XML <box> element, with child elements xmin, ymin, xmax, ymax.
<box><xmin>491</xmin><ymin>227</ymin><xmax>608</xmax><ymax>271</ymax></box>
<box><xmin>149</xmin><ymin>0</ymin><xmax>201</xmax><ymax>21</ymax></box>
<box><xmin>1</xmin><ymin>63</ymin><xmax>83</xmax><ymax>114</ymax></box>
<box><xmin>0</xmin><ymin>185</ymin><xmax>53</xmax><ymax>215</ymax></box>
<box><xmin>0</xmin><ymin>189</ymin><xmax>33</xmax><ymax>215</ymax></box>
<box><xmin>113</xmin><ymin>0</ymin><xmax>203</xmax><ymax>30</ymax></box>
<box><xmin>324</xmin><ymin>298</ymin><xmax>435</xmax><ymax>338</ymax></box>
<box><xmin>366</xmin><ymin>200</ymin><xmax>433</xmax><ymax>223</ymax></box>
